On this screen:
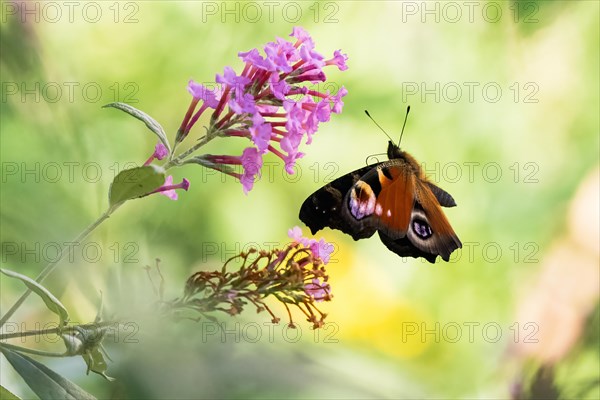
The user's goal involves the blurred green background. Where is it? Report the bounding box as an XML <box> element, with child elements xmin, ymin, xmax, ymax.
<box><xmin>1</xmin><ymin>1</ymin><xmax>598</xmax><ymax>398</ymax></box>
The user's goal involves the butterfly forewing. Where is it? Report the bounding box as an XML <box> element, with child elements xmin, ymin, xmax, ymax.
<box><xmin>373</xmin><ymin>164</ymin><xmax>415</xmax><ymax>237</ymax></box>
<box><xmin>299</xmin><ymin>165</ymin><xmax>378</xmax><ymax>240</ymax></box>
<box><xmin>343</xmin><ymin>161</ymin><xmax>416</xmax><ymax>239</ymax></box>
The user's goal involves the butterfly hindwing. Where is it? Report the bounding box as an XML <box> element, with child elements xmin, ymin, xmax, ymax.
<box><xmin>426</xmin><ymin>182</ymin><xmax>457</xmax><ymax>208</ymax></box>
<box><xmin>403</xmin><ymin>179</ymin><xmax>462</xmax><ymax>261</ymax></box>
<box><xmin>378</xmin><ymin>231</ymin><xmax>438</xmax><ymax>263</ymax></box>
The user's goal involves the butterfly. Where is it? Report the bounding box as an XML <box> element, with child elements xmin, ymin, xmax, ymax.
<box><xmin>299</xmin><ymin>107</ymin><xmax>462</xmax><ymax>263</ymax></box>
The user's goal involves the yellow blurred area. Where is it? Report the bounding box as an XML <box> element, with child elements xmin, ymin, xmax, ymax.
<box><xmin>317</xmin><ymin>239</ymin><xmax>432</xmax><ymax>359</ymax></box>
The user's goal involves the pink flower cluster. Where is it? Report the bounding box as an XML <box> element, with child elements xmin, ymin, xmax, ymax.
<box><xmin>181</xmin><ymin>27</ymin><xmax>348</xmax><ymax>194</ymax></box>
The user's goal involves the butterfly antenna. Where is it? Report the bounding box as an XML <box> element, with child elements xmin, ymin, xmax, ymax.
<box><xmin>365</xmin><ymin>152</ymin><xmax>386</xmax><ymax>165</ymax></box>
<box><xmin>364</xmin><ymin>110</ymin><xmax>394</xmax><ymax>143</ymax></box>
<box><xmin>398</xmin><ymin>105</ymin><xmax>411</xmax><ymax>146</ymax></box>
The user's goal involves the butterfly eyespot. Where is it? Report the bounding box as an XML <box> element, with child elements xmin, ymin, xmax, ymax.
<box><xmin>412</xmin><ymin>219</ymin><xmax>433</xmax><ymax>239</ymax></box>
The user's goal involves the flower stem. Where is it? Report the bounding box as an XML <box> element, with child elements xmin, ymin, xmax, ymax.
<box><xmin>0</xmin><ymin>342</ymin><xmax>67</xmax><ymax>358</ymax></box>
<box><xmin>0</xmin><ymin>327</ymin><xmax>63</xmax><ymax>341</ymax></box>
<box><xmin>0</xmin><ymin>205</ymin><xmax>120</xmax><ymax>329</ymax></box>
<box><xmin>164</xmin><ymin>126</ymin><xmax>220</xmax><ymax>169</ymax></box>
<box><xmin>0</xmin><ymin>320</ymin><xmax>122</xmax><ymax>341</ymax></box>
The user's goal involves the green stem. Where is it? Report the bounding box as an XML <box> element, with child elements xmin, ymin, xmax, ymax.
<box><xmin>0</xmin><ymin>321</ymin><xmax>122</xmax><ymax>341</ymax></box>
<box><xmin>0</xmin><ymin>327</ymin><xmax>62</xmax><ymax>341</ymax></box>
<box><xmin>0</xmin><ymin>342</ymin><xmax>67</xmax><ymax>358</ymax></box>
<box><xmin>164</xmin><ymin>125</ymin><xmax>220</xmax><ymax>170</ymax></box>
<box><xmin>0</xmin><ymin>205</ymin><xmax>121</xmax><ymax>328</ymax></box>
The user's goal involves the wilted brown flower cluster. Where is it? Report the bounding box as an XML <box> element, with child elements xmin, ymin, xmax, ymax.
<box><xmin>164</xmin><ymin>235</ymin><xmax>333</xmax><ymax>329</ymax></box>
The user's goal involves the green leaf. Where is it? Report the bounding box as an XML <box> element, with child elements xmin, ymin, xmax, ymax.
<box><xmin>103</xmin><ymin>102</ymin><xmax>171</xmax><ymax>154</ymax></box>
<box><xmin>0</xmin><ymin>348</ymin><xmax>96</xmax><ymax>400</ymax></box>
<box><xmin>0</xmin><ymin>269</ymin><xmax>69</xmax><ymax>325</ymax></box>
<box><xmin>82</xmin><ymin>347</ymin><xmax>115</xmax><ymax>382</ymax></box>
<box><xmin>108</xmin><ymin>165</ymin><xmax>165</xmax><ymax>207</ymax></box>
<box><xmin>1</xmin><ymin>384</ymin><xmax>21</xmax><ymax>400</ymax></box>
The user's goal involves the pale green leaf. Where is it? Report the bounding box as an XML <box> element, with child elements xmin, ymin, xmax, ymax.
<box><xmin>0</xmin><ymin>348</ymin><xmax>96</xmax><ymax>400</ymax></box>
<box><xmin>0</xmin><ymin>384</ymin><xmax>21</xmax><ymax>400</ymax></box>
<box><xmin>82</xmin><ymin>347</ymin><xmax>115</xmax><ymax>382</ymax></box>
<box><xmin>103</xmin><ymin>102</ymin><xmax>171</xmax><ymax>154</ymax></box>
<box><xmin>0</xmin><ymin>269</ymin><xmax>69</xmax><ymax>325</ymax></box>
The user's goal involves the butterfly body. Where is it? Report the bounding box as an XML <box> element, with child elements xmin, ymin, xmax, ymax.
<box><xmin>299</xmin><ymin>141</ymin><xmax>462</xmax><ymax>263</ymax></box>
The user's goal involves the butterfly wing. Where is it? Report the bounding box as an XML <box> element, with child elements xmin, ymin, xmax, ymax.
<box><xmin>378</xmin><ymin>232</ymin><xmax>438</xmax><ymax>263</ymax></box>
<box><xmin>300</xmin><ymin>158</ymin><xmax>462</xmax><ymax>263</ymax></box>
<box><xmin>426</xmin><ymin>182</ymin><xmax>457</xmax><ymax>208</ymax></box>
<box><xmin>342</xmin><ymin>161</ymin><xmax>462</xmax><ymax>262</ymax></box>
<box><xmin>406</xmin><ymin>179</ymin><xmax>462</xmax><ymax>261</ymax></box>
<box><xmin>299</xmin><ymin>165</ymin><xmax>378</xmax><ymax>240</ymax></box>
<box><xmin>342</xmin><ymin>159</ymin><xmax>415</xmax><ymax>239</ymax></box>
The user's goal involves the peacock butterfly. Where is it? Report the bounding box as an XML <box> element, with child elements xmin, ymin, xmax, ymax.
<box><xmin>299</xmin><ymin>107</ymin><xmax>462</xmax><ymax>263</ymax></box>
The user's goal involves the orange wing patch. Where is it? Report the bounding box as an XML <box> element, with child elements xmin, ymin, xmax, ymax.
<box><xmin>374</xmin><ymin>166</ymin><xmax>414</xmax><ymax>236</ymax></box>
